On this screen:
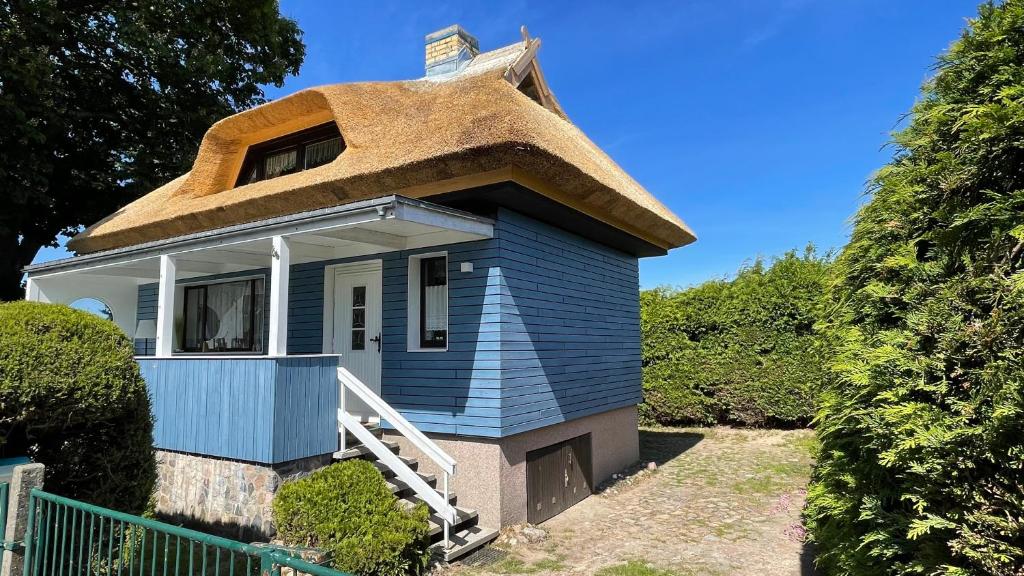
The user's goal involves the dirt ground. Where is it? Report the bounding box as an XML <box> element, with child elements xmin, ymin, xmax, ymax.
<box><xmin>440</xmin><ymin>427</ymin><xmax>818</xmax><ymax>576</ymax></box>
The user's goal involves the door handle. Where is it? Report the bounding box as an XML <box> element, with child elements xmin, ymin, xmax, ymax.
<box><xmin>369</xmin><ymin>333</ymin><xmax>381</xmax><ymax>353</ymax></box>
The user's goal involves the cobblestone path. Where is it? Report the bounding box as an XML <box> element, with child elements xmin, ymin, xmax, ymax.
<box><xmin>442</xmin><ymin>427</ymin><xmax>817</xmax><ymax>576</ymax></box>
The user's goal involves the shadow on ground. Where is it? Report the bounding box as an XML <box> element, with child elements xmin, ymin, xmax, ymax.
<box><xmin>801</xmin><ymin>542</ymin><xmax>819</xmax><ymax>576</ymax></box>
<box><xmin>638</xmin><ymin>428</ymin><xmax>704</xmax><ymax>466</ymax></box>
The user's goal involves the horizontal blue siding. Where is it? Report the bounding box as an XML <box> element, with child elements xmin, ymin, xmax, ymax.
<box><xmin>131</xmin><ymin>208</ymin><xmax>641</xmax><ymax>441</ymax></box>
<box><xmin>139</xmin><ymin>356</ymin><xmax>338</xmax><ymax>463</ymax></box>
<box><xmin>287</xmin><ymin>241</ymin><xmax>504</xmax><ymax>437</ymax></box>
<box><xmin>494</xmin><ymin>208</ymin><xmax>641</xmax><ymax>436</ymax></box>
<box><xmin>382</xmin><ymin>240</ymin><xmax>506</xmax><ymax>436</ymax></box>
<box><xmin>134</xmin><ymin>284</ymin><xmax>157</xmax><ymax>355</ymax></box>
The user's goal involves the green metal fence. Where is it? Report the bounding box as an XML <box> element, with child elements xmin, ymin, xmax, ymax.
<box><xmin>21</xmin><ymin>489</ymin><xmax>349</xmax><ymax>576</ymax></box>
<box><xmin>0</xmin><ymin>481</ymin><xmax>9</xmax><ymax>572</ymax></box>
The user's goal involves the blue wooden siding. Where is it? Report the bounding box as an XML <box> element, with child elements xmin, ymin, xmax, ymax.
<box><xmin>284</xmin><ymin>242</ymin><xmax>504</xmax><ymax>436</ymax></box>
<box><xmin>381</xmin><ymin>241</ymin><xmax>506</xmax><ymax>436</ymax></box>
<box><xmin>139</xmin><ymin>356</ymin><xmax>338</xmax><ymax>463</ymax></box>
<box><xmin>287</xmin><ymin>209</ymin><xmax>640</xmax><ymax>438</ymax></box>
<box><xmin>135</xmin><ymin>284</ymin><xmax>157</xmax><ymax>355</ymax></box>
<box><xmin>493</xmin><ymin>209</ymin><xmax>642</xmax><ymax>436</ymax></box>
<box><xmin>131</xmin><ymin>209</ymin><xmax>641</xmax><ymax>441</ymax></box>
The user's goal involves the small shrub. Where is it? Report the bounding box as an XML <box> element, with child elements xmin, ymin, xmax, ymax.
<box><xmin>640</xmin><ymin>247</ymin><xmax>830</xmax><ymax>427</ymax></box>
<box><xmin>272</xmin><ymin>460</ymin><xmax>431</xmax><ymax>576</ymax></box>
<box><xmin>0</xmin><ymin>301</ymin><xmax>156</xmax><ymax>514</ymax></box>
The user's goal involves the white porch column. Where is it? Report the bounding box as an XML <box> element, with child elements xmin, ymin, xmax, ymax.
<box><xmin>155</xmin><ymin>255</ymin><xmax>177</xmax><ymax>357</ymax></box>
<box><xmin>24</xmin><ymin>277</ymin><xmax>39</xmax><ymax>301</ymax></box>
<box><xmin>268</xmin><ymin>235</ymin><xmax>291</xmax><ymax>356</ymax></box>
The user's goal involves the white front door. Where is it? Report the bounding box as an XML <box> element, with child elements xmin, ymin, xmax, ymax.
<box><xmin>332</xmin><ymin>262</ymin><xmax>383</xmax><ymax>421</ymax></box>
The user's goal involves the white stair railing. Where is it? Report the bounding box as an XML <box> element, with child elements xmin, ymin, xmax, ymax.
<box><xmin>337</xmin><ymin>367</ymin><xmax>458</xmax><ymax>548</ymax></box>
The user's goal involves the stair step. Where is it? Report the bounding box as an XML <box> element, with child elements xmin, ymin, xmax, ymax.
<box><xmin>341</xmin><ymin>423</ymin><xmax>384</xmax><ymax>443</ymax></box>
<box><xmin>386</xmin><ymin>474</ymin><xmax>437</xmax><ymax>495</ymax></box>
<box><xmin>370</xmin><ymin>456</ymin><xmax>419</xmax><ymax>473</ymax></box>
<box><xmin>432</xmin><ymin>525</ymin><xmax>499</xmax><ymax>562</ymax></box>
<box><xmin>426</xmin><ymin>508</ymin><xmax>478</xmax><ymax>538</ymax></box>
<box><xmin>332</xmin><ymin>439</ymin><xmax>400</xmax><ymax>461</ymax></box>
<box><xmin>397</xmin><ymin>489</ymin><xmax>459</xmax><ymax>516</ymax></box>
<box><xmin>405</xmin><ymin>489</ymin><xmax>457</xmax><ymax>508</ymax></box>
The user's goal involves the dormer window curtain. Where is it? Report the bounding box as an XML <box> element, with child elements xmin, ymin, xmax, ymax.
<box><xmin>236</xmin><ymin>122</ymin><xmax>344</xmax><ymax>187</ymax></box>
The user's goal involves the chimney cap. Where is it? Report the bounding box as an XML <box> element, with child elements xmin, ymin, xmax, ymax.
<box><xmin>424</xmin><ymin>24</ymin><xmax>479</xmax><ymax>51</ymax></box>
<box><xmin>424</xmin><ymin>24</ymin><xmax>480</xmax><ymax>77</ymax></box>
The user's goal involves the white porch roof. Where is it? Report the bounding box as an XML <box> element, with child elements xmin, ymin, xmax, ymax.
<box><xmin>25</xmin><ymin>196</ymin><xmax>493</xmax><ymax>280</ymax></box>
<box><xmin>24</xmin><ymin>195</ymin><xmax>494</xmax><ymax>340</ymax></box>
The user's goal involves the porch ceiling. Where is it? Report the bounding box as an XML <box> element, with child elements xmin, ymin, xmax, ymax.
<box><xmin>24</xmin><ymin>196</ymin><xmax>494</xmax><ymax>282</ymax></box>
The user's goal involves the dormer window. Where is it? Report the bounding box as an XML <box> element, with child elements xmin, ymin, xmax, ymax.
<box><xmin>236</xmin><ymin>122</ymin><xmax>344</xmax><ymax>186</ymax></box>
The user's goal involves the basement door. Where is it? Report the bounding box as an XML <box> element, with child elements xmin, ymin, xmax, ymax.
<box><xmin>331</xmin><ymin>261</ymin><xmax>383</xmax><ymax>421</ymax></box>
<box><xmin>526</xmin><ymin>433</ymin><xmax>593</xmax><ymax>524</ymax></box>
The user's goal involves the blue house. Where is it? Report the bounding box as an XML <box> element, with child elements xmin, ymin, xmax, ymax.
<box><xmin>22</xmin><ymin>25</ymin><xmax>695</xmax><ymax>559</ymax></box>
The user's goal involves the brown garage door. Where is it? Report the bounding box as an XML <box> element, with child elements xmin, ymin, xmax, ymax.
<box><xmin>526</xmin><ymin>433</ymin><xmax>593</xmax><ymax>524</ymax></box>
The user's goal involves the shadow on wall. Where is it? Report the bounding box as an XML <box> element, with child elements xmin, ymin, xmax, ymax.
<box><xmin>638</xmin><ymin>429</ymin><xmax>704</xmax><ymax>466</ymax></box>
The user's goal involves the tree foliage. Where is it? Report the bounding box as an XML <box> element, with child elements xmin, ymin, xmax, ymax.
<box><xmin>805</xmin><ymin>2</ymin><xmax>1024</xmax><ymax>573</ymax></box>
<box><xmin>0</xmin><ymin>301</ymin><xmax>156</xmax><ymax>514</ymax></box>
<box><xmin>640</xmin><ymin>246</ymin><xmax>830</xmax><ymax>427</ymax></box>
<box><xmin>0</xmin><ymin>0</ymin><xmax>305</xmax><ymax>300</ymax></box>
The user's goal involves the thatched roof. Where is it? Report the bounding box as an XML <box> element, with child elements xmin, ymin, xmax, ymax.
<box><xmin>68</xmin><ymin>40</ymin><xmax>695</xmax><ymax>254</ymax></box>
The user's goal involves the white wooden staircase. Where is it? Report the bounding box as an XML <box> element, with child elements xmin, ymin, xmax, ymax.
<box><xmin>335</xmin><ymin>368</ymin><xmax>498</xmax><ymax>562</ymax></box>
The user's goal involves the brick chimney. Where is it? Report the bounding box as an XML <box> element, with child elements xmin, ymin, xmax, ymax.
<box><xmin>425</xmin><ymin>25</ymin><xmax>479</xmax><ymax>77</ymax></box>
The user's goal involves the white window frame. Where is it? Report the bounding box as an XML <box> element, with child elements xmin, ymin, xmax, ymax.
<box><xmin>176</xmin><ymin>274</ymin><xmax>267</xmax><ymax>355</ymax></box>
<box><xmin>407</xmin><ymin>251</ymin><xmax>448</xmax><ymax>352</ymax></box>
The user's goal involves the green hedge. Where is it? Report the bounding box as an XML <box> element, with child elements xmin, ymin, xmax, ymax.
<box><xmin>805</xmin><ymin>2</ymin><xmax>1024</xmax><ymax>573</ymax></box>
<box><xmin>0</xmin><ymin>301</ymin><xmax>156</xmax><ymax>514</ymax></box>
<box><xmin>640</xmin><ymin>247</ymin><xmax>830</xmax><ymax>427</ymax></box>
<box><xmin>273</xmin><ymin>460</ymin><xmax>431</xmax><ymax>576</ymax></box>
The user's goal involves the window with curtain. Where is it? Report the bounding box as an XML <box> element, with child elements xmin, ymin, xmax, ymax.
<box><xmin>264</xmin><ymin>149</ymin><xmax>297</xmax><ymax>179</ymax></box>
<box><xmin>181</xmin><ymin>278</ymin><xmax>265</xmax><ymax>353</ymax></box>
<box><xmin>235</xmin><ymin>123</ymin><xmax>345</xmax><ymax>186</ymax></box>
<box><xmin>305</xmin><ymin>137</ymin><xmax>343</xmax><ymax>169</ymax></box>
<box><xmin>420</xmin><ymin>256</ymin><xmax>447</xmax><ymax>348</ymax></box>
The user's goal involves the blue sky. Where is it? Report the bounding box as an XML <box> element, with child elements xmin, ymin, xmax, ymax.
<box><xmin>34</xmin><ymin>0</ymin><xmax>983</xmax><ymax>289</ymax></box>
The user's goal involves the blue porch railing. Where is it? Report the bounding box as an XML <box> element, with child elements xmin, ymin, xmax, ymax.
<box><xmin>137</xmin><ymin>355</ymin><xmax>340</xmax><ymax>464</ymax></box>
<box><xmin>22</xmin><ymin>489</ymin><xmax>347</xmax><ymax>576</ymax></box>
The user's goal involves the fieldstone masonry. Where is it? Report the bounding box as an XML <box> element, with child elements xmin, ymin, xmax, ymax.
<box><xmin>154</xmin><ymin>450</ymin><xmax>330</xmax><ymax>541</ymax></box>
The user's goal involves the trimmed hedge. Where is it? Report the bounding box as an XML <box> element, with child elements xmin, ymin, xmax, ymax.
<box><xmin>805</xmin><ymin>2</ymin><xmax>1024</xmax><ymax>573</ymax></box>
<box><xmin>272</xmin><ymin>460</ymin><xmax>431</xmax><ymax>576</ymax></box>
<box><xmin>640</xmin><ymin>247</ymin><xmax>830</xmax><ymax>427</ymax></box>
<box><xmin>0</xmin><ymin>301</ymin><xmax>156</xmax><ymax>514</ymax></box>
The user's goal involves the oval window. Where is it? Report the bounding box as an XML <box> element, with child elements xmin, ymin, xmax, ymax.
<box><xmin>69</xmin><ymin>298</ymin><xmax>113</xmax><ymax>321</ymax></box>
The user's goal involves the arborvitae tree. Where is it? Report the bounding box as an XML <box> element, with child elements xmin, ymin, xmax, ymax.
<box><xmin>640</xmin><ymin>246</ymin><xmax>830</xmax><ymax>427</ymax></box>
<box><xmin>806</xmin><ymin>2</ymin><xmax>1024</xmax><ymax>574</ymax></box>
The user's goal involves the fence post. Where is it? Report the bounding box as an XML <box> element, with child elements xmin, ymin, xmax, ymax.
<box><xmin>0</xmin><ymin>464</ymin><xmax>44</xmax><ymax>576</ymax></box>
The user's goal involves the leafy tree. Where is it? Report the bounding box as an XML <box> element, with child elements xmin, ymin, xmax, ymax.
<box><xmin>805</xmin><ymin>2</ymin><xmax>1024</xmax><ymax>573</ymax></box>
<box><xmin>640</xmin><ymin>246</ymin><xmax>830</xmax><ymax>427</ymax></box>
<box><xmin>0</xmin><ymin>0</ymin><xmax>305</xmax><ymax>300</ymax></box>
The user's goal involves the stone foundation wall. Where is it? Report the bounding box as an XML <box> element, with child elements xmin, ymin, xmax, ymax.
<box><xmin>155</xmin><ymin>451</ymin><xmax>331</xmax><ymax>541</ymax></box>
